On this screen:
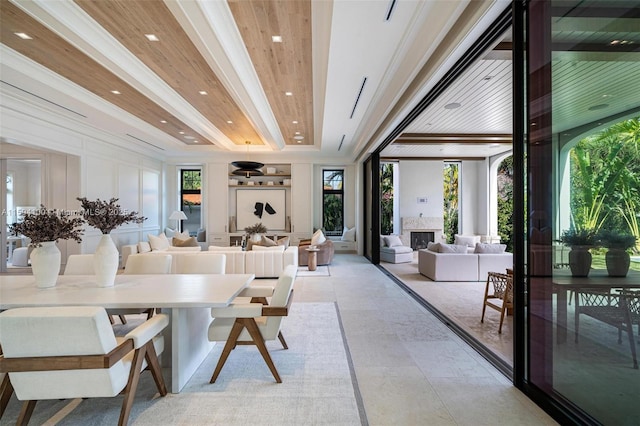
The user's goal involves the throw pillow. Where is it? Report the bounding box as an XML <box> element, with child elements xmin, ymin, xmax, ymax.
<box><xmin>164</xmin><ymin>227</ymin><xmax>176</xmax><ymax>238</ymax></box>
<box><xmin>276</xmin><ymin>236</ymin><xmax>290</xmax><ymax>249</ymax></box>
<box><xmin>427</xmin><ymin>241</ymin><xmax>440</xmax><ymax>252</ymax></box>
<box><xmin>173</xmin><ymin>230</ymin><xmax>190</xmax><ymax>241</ymax></box>
<box><xmin>137</xmin><ymin>241</ymin><xmax>151</xmax><ymax>253</ymax></box>
<box><xmin>260</xmin><ymin>235</ymin><xmax>278</xmax><ymax>247</ymax></box>
<box><xmin>311</xmin><ymin>229</ymin><xmax>326</xmax><ymax>246</ymax></box>
<box><xmin>380</xmin><ymin>236</ymin><xmax>387</xmax><ymax>247</ymax></box>
<box><xmin>438</xmin><ymin>243</ymin><xmax>468</xmax><ymax>253</ymax></box>
<box><xmin>252</xmin><ymin>245</ymin><xmax>285</xmax><ymax>252</ymax></box>
<box><xmin>383</xmin><ymin>235</ymin><xmax>403</xmax><ymax>247</ymax></box>
<box><xmin>474</xmin><ymin>243</ymin><xmax>507</xmax><ymax>254</ymax></box>
<box><xmin>172</xmin><ymin>236</ymin><xmax>198</xmax><ymax>247</ymax></box>
<box><xmin>341</xmin><ymin>226</ymin><xmax>356</xmax><ymax>242</ymax></box>
<box><xmin>454</xmin><ymin>234</ymin><xmax>480</xmax><ymax>248</ymax></box>
<box><xmin>148</xmin><ymin>233</ymin><xmax>170</xmax><ymax>251</ymax></box>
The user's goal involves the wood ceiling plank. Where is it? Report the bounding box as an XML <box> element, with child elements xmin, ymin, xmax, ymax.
<box><xmin>74</xmin><ymin>0</ymin><xmax>264</xmax><ymax>146</ymax></box>
<box><xmin>0</xmin><ymin>1</ymin><xmax>211</xmax><ymax>147</ymax></box>
<box><xmin>228</xmin><ymin>0</ymin><xmax>313</xmax><ymax>146</ymax></box>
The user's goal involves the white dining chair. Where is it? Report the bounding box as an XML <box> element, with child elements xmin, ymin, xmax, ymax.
<box><xmin>208</xmin><ymin>264</ymin><xmax>297</xmax><ymax>383</ymax></box>
<box><xmin>177</xmin><ymin>253</ymin><xmax>226</xmax><ymax>274</ymax></box>
<box><xmin>116</xmin><ymin>254</ymin><xmax>172</xmax><ymax>320</ymax></box>
<box><xmin>0</xmin><ymin>306</ymin><xmax>168</xmax><ymax>426</ymax></box>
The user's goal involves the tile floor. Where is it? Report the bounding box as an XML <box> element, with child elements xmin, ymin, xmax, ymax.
<box><xmin>293</xmin><ymin>254</ymin><xmax>556</xmax><ymax>425</ymax></box>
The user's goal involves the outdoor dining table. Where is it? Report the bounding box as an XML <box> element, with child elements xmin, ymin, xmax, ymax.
<box><xmin>0</xmin><ymin>273</ymin><xmax>254</xmax><ymax>393</ymax></box>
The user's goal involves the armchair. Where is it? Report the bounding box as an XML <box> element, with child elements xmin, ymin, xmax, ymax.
<box><xmin>208</xmin><ymin>265</ymin><xmax>297</xmax><ymax>383</ymax></box>
<box><xmin>298</xmin><ymin>239</ymin><xmax>334</xmax><ymax>266</ymax></box>
<box><xmin>0</xmin><ymin>306</ymin><xmax>168</xmax><ymax>426</ymax></box>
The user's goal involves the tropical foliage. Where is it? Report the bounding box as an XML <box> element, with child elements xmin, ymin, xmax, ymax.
<box><xmin>380</xmin><ymin>163</ymin><xmax>394</xmax><ymax>235</ymax></box>
<box><xmin>443</xmin><ymin>163</ymin><xmax>459</xmax><ymax>243</ymax></box>
<box><xmin>569</xmin><ymin>117</ymin><xmax>640</xmax><ymax>252</ymax></box>
<box><xmin>497</xmin><ymin>156</ymin><xmax>514</xmax><ymax>253</ymax></box>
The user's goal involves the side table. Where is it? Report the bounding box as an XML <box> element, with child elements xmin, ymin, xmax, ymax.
<box><xmin>305</xmin><ymin>247</ymin><xmax>320</xmax><ymax>271</ymax></box>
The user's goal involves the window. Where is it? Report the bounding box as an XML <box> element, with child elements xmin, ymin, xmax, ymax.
<box><xmin>322</xmin><ymin>169</ymin><xmax>343</xmax><ymax>236</ymax></box>
<box><xmin>180</xmin><ymin>169</ymin><xmax>201</xmax><ymax>234</ymax></box>
<box><xmin>443</xmin><ymin>162</ymin><xmax>459</xmax><ymax>243</ymax></box>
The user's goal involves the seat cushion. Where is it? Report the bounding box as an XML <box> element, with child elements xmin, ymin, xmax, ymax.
<box><xmin>380</xmin><ymin>246</ymin><xmax>413</xmax><ymax>254</ymax></box>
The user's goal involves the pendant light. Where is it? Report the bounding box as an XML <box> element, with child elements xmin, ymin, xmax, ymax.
<box><xmin>231</xmin><ymin>141</ymin><xmax>264</xmax><ymax>178</ymax></box>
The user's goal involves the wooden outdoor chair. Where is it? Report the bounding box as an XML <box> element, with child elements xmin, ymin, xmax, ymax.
<box><xmin>481</xmin><ymin>271</ymin><xmax>513</xmax><ymax>334</ymax></box>
<box><xmin>0</xmin><ymin>306</ymin><xmax>168</xmax><ymax>425</ymax></box>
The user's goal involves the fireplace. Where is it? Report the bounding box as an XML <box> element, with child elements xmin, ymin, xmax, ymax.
<box><xmin>410</xmin><ymin>232</ymin><xmax>434</xmax><ymax>250</ymax></box>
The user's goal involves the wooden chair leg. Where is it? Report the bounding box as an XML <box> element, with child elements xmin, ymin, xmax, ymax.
<box><xmin>17</xmin><ymin>400</ymin><xmax>36</xmax><ymax>426</ymax></box>
<box><xmin>109</xmin><ymin>314</ymin><xmax>116</xmax><ymax>325</ymax></box>
<box><xmin>118</xmin><ymin>345</ymin><xmax>147</xmax><ymax>426</ymax></box>
<box><xmin>210</xmin><ymin>320</ymin><xmax>245</xmax><ymax>383</ymax></box>
<box><xmin>277</xmin><ymin>331</ymin><xmax>288</xmax><ymax>350</ymax></box>
<box><xmin>242</xmin><ymin>318</ymin><xmax>281</xmax><ymax>383</ymax></box>
<box><xmin>119</xmin><ymin>315</ymin><xmax>128</xmax><ymax>324</ymax></box>
<box><xmin>498</xmin><ymin>305</ymin><xmax>507</xmax><ymax>334</ymax></box>
<box><xmin>0</xmin><ymin>374</ymin><xmax>14</xmax><ymax>419</ymax></box>
<box><xmin>144</xmin><ymin>341</ymin><xmax>167</xmax><ymax>396</ymax></box>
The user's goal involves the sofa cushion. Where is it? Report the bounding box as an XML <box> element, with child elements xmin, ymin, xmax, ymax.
<box><xmin>172</xmin><ymin>236</ymin><xmax>198</xmax><ymax>247</ymax></box>
<box><xmin>311</xmin><ymin>229</ymin><xmax>327</xmax><ymax>245</ymax></box>
<box><xmin>208</xmin><ymin>246</ymin><xmax>243</xmax><ymax>251</ymax></box>
<box><xmin>439</xmin><ymin>243</ymin><xmax>468</xmax><ymax>253</ymax></box>
<box><xmin>173</xmin><ymin>230</ymin><xmax>190</xmax><ymax>241</ymax></box>
<box><xmin>137</xmin><ymin>241</ymin><xmax>152</xmax><ymax>254</ymax></box>
<box><xmin>454</xmin><ymin>234</ymin><xmax>481</xmax><ymax>248</ymax></box>
<box><xmin>276</xmin><ymin>236</ymin><xmax>290</xmax><ymax>249</ymax></box>
<box><xmin>381</xmin><ymin>246</ymin><xmax>413</xmax><ymax>254</ymax></box>
<box><xmin>260</xmin><ymin>235</ymin><xmax>278</xmax><ymax>247</ymax></box>
<box><xmin>427</xmin><ymin>241</ymin><xmax>440</xmax><ymax>252</ymax></box>
<box><xmin>148</xmin><ymin>233</ymin><xmax>170</xmax><ymax>251</ymax></box>
<box><xmin>252</xmin><ymin>245</ymin><xmax>285</xmax><ymax>252</ymax></box>
<box><xmin>474</xmin><ymin>243</ymin><xmax>507</xmax><ymax>253</ymax></box>
<box><xmin>383</xmin><ymin>235</ymin><xmax>403</xmax><ymax>247</ymax></box>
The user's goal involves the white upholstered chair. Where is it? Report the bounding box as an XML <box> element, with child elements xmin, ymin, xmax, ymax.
<box><xmin>115</xmin><ymin>254</ymin><xmax>172</xmax><ymax>320</ymax></box>
<box><xmin>208</xmin><ymin>264</ymin><xmax>297</xmax><ymax>383</ymax></box>
<box><xmin>177</xmin><ymin>253</ymin><xmax>226</xmax><ymax>274</ymax></box>
<box><xmin>64</xmin><ymin>254</ymin><xmax>127</xmax><ymax>324</ymax></box>
<box><xmin>0</xmin><ymin>306</ymin><xmax>168</xmax><ymax>426</ymax></box>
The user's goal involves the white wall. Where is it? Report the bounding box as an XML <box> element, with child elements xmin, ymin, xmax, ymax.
<box><xmin>460</xmin><ymin>160</ymin><xmax>489</xmax><ymax>235</ymax></box>
<box><xmin>1</xmin><ymin>93</ymin><xmax>164</xmax><ymax>262</ymax></box>
<box><xmin>398</xmin><ymin>160</ymin><xmax>444</xmax><ymax>219</ymax></box>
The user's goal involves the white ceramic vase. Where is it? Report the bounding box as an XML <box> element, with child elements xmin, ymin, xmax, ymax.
<box><xmin>94</xmin><ymin>234</ymin><xmax>119</xmax><ymax>287</ymax></box>
<box><xmin>31</xmin><ymin>241</ymin><xmax>61</xmax><ymax>288</ymax></box>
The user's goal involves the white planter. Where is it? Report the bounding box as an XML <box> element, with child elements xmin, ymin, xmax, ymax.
<box><xmin>94</xmin><ymin>234</ymin><xmax>119</xmax><ymax>287</ymax></box>
<box><xmin>31</xmin><ymin>241</ymin><xmax>61</xmax><ymax>288</ymax></box>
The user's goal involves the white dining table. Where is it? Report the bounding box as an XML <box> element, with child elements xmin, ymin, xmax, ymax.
<box><xmin>0</xmin><ymin>273</ymin><xmax>255</xmax><ymax>393</ymax></box>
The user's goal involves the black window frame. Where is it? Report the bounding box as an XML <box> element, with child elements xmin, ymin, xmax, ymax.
<box><xmin>322</xmin><ymin>169</ymin><xmax>344</xmax><ymax>236</ymax></box>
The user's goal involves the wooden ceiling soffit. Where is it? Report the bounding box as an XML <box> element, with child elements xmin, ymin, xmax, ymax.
<box><xmin>395</xmin><ymin>133</ymin><xmax>512</xmax><ymax>144</ymax></box>
<box><xmin>228</xmin><ymin>0</ymin><xmax>313</xmax><ymax>146</ymax></box>
<box><xmin>0</xmin><ymin>1</ymin><xmax>210</xmax><ymax>147</ymax></box>
<box><xmin>74</xmin><ymin>0</ymin><xmax>264</xmax><ymax>146</ymax></box>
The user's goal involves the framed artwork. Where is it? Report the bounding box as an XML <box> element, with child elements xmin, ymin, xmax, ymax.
<box><xmin>236</xmin><ymin>189</ymin><xmax>286</xmax><ymax>231</ymax></box>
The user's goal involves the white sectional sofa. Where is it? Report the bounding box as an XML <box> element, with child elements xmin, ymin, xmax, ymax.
<box><xmin>122</xmin><ymin>244</ymin><xmax>298</xmax><ymax>278</ymax></box>
<box><xmin>418</xmin><ymin>242</ymin><xmax>512</xmax><ymax>281</ymax></box>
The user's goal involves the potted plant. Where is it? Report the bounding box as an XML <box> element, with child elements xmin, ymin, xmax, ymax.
<box><xmin>9</xmin><ymin>205</ymin><xmax>84</xmax><ymax>288</ymax></box>
<box><xmin>77</xmin><ymin>197</ymin><xmax>146</xmax><ymax>287</ymax></box>
<box><xmin>599</xmin><ymin>230</ymin><xmax>637</xmax><ymax>277</ymax></box>
<box><xmin>244</xmin><ymin>222</ymin><xmax>267</xmax><ymax>243</ymax></box>
<box><xmin>559</xmin><ymin>228</ymin><xmax>597</xmax><ymax>277</ymax></box>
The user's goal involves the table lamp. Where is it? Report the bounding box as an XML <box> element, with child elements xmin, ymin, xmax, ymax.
<box><xmin>169</xmin><ymin>210</ymin><xmax>187</xmax><ymax>232</ymax></box>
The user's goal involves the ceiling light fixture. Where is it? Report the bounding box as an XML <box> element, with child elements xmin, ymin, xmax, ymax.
<box><xmin>199</xmin><ymin>90</ymin><xmax>208</xmax><ymax>95</ymax></box>
<box><xmin>231</xmin><ymin>141</ymin><xmax>263</xmax><ymax>178</ymax></box>
<box><xmin>160</xmin><ymin>120</ymin><xmax>167</xmax><ymax>123</ymax></box>
<box><xmin>226</xmin><ymin>120</ymin><xmax>233</xmax><ymax>124</ymax></box>
<box><xmin>292</xmin><ymin>120</ymin><xmax>298</xmax><ymax>124</ymax></box>
<box><xmin>110</xmin><ymin>90</ymin><xmax>121</xmax><ymax>95</ymax></box>
<box><xmin>14</xmin><ymin>32</ymin><xmax>32</xmax><ymax>40</ymax></box>
<box><xmin>285</xmin><ymin>92</ymin><xmax>293</xmax><ymax>96</ymax></box>
<box><xmin>294</xmin><ymin>135</ymin><xmax>304</xmax><ymax>141</ymax></box>
<box><xmin>272</xmin><ymin>35</ymin><xmax>283</xmax><ymax>43</ymax></box>
<box><xmin>444</xmin><ymin>102</ymin><xmax>461</xmax><ymax>110</ymax></box>
<box><xmin>145</xmin><ymin>34</ymin><xmax>159</xmax><ymax>41</ymax></box>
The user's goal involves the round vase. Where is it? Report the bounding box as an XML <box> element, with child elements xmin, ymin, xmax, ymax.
<box><xmin>250</xmin><ymin>233</ymin><xmax>262</xmax><ymax>243</ymax></box>
<box><xmin>569</xmin><ymin>246</ymin><xmax>592</xmax><ymax>277</ymax></box>
<box><xmin>606</xmin><ymin>248</ymin><xmax>630</xmax><ymax>277</ymax></box>
<box><xmin>31</xmin><ymin>241</ymin><xmax>61</xmax><ymax>288</ymax></box>
<box><xmin>94</xmin><ymin>234</ymin><xmax>119</xmax><ymax>287</ymax></box>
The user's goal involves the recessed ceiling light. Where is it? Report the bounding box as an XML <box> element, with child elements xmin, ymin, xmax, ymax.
<box><xmin>272</xmin><ymin>35</ymin><xmax>283</xmax><ymax>43</ymax></box>
<box><xmin>444</xmin><ymin>102</ymin><xmax>461</xmax><ymax>110</ymax></box>
<box><xmin>294</xmin><ymin>135</ymin><xmax>304</xmax><ymax>140</ymax></box>
<box><xmin>199</xmin><ymin>90</ymin><xmax>208</xmax><ymax>95</ymax></box>
<box><xmin>295</xmin><ymin>131</ymin><xmax>300</xmax><ymax>135</ymax></box>
<box><xmin>588</xmin><ymin>103</ymin><xmax>609</xmax><ymax>111</ymax></box>
<box><xmin>531</xmin><ymin>122</ymin><xmax>537</xmax><ymax>126</ymax></box>
<box><xmin>285</xmin><ymin>92</ymin><xmax>293</xmax><ymax>96</ymax></box>
<box><xmin>111</xmin><ymin>90</ymin><xmax>121</xmax><ymax>95</ymax></box>
<box><xmin>292</xmin><ymin>120</ymin><xmax>298</xmax><ymax>124</ymax></box>
<box><xmin>179</xmin><ymin>131</ymin><xmax>185</xmax><ymax>135</ymax></box>
<box><xmin>227</xmin><ymin>120</ymin><xmax>233</xmax><ymax>124</ymax></box>
<box><xmin>14</xmin><ymin>32</ymin><xmax>32</xmax><ymax>40</ymax></box>
<box><xmin>297</xmin><ymin>140</ymin><xmax>303</xmax><ymax>144</ymax></box>
<box><xmin>194</xmin><ymin>140</ymin><xmax>199</xmax><ymax>143</ymax></box>
<box><xmin>145</xmin><ymin>34</ymin><xmax>159</xmax><ymax>41</ymax></box>
<box><xmin>160</xmin><ymin>120</ymin><xmax>167</xmax><ymax>123</ymax></box>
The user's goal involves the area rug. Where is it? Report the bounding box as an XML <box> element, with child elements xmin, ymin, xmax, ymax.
<box><xmin>296</xmin><ymin>265</ymin><xmax>330</xmax><ymax>277</ymax></box>
<box><xmin>1</xmin><ymin>302</ymin><xmax>365</xmax><ymax>426</ymax></box>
